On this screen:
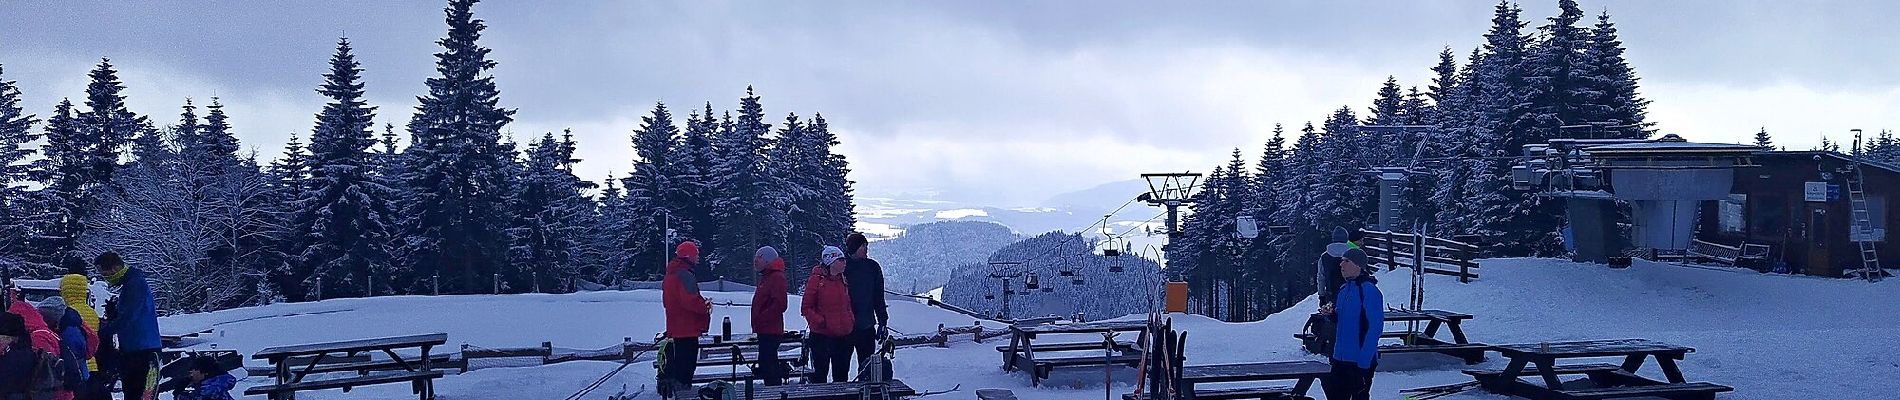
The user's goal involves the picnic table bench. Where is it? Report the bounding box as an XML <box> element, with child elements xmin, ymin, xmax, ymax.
<box><xmin>1122</xmin><ymin>360</ymin><xmax>1331</xmax><ymax>400</ymax></box>
<box><xmin>1463</xmin><ymin>339</ymin><xmax>1733</xmax><ymax>400</ymax></box>
<box><xmin>655</xmin><ymin>332</ymin><xmax>811</xmax><ymax>384</ymax></box>
<box><xmin>1296</xmin><ymin>309</ymin><xmax>1486</xmax><ymax>364</ymax></box>
<box><xmin>245</xmin><ymin>333</ymin><xmax>448</xmax><ymax>400</ymax></box>
<box><xmin>747</xmin><ymin>379</ymin><xmax>917</xmax><ymax>400</ymax></box>
<box><xmin>1001</xmin><ymin>320</ymin><xmax>1149</xmax><ymax>386</ymax></box>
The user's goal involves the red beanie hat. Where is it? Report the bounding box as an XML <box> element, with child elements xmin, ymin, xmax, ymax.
<box><xmin>676</xmin><ymin>241</ymin><xmax>700</xmax><ymax>262</ymax></box>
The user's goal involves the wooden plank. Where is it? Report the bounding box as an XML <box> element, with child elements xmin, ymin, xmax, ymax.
<box><xmin>243</xmin><ymin>371</ymin><xmax>443</xmax><ymax>395</ymax></box>
<box><xmin>1177</xmin><ymin>361</ymin><xmax>1329</xmax><ymax>384</ymax></box>
<box><xmin>995</xmin><ymin>340</ymin><xmax>1136</xmax><ymax>353</ymax></box>
<box><xmin>1033</xmin><ymin>352</ymin><xmax>1145</xmax><ymax>368</ymax></box>
<box><xmin>747</xmin><ymin>380</ymin><xmax>916</xmax><ymax>400</ymax></box>
<box><xmin>1492</xmin><ymin>339</ymin><xmax>1692</xmax><ymax>358</ymax></box>
<box><xmin>1012</xmin><ymin>320</ymin><xmax>1148</xmax><ymax>335</ymax></box>
<box><xmin>253</xmin><ymin>333</ymin><xmax>449</xmax><ymax>359</ymax></box>
<box><xmin>1464</xmin><ymin>363</ymin><xmax>1621</xmax><ymax>378</ymax></box>
<box><xmin>1554</xmin><ymin>382</ymin><xmax>1733</xmax><ymax>399</ymax></box>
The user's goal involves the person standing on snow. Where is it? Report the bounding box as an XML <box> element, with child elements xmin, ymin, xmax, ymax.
<box><xmin>1305</xmin><ymin>227</ymin><xmax>1358</xmax><ymax>355</ymax></box>
<box><xmin>1320</xmin><ymin>247</ymin><xmax>1383</xmax><ymax>400</ymax></box>
<box><xmin>840</xmin><ymin>233</ymin><xmax>888</xmax><ymax>381</ymax></box>
<box><xmin>37</xmin><ymin>297</ymin><xmax>92</xmax><ymax>400</ymax></box>
<box><xmin>5</xmin><ymin>285</ymin><xmax>63</xmax><ymax>400</ymax></box>
<box><xmin>96</xmin><ymin>251</ymin><xmax>160</xmax><ymax>400</ymax></box>
<box><xmin>0</xmin><ymin>311</ymin><xmax>37</xmax><ymax>399</ymax></box>
<box><xmin>750</xmin><ymin>246</ymin><xmax>790</xmax><ymax>386</ymax></box>
<box><xmin>662</xmin><ymin>241</ymin><xmax>713</xmax><ymax>396</ymax></box>
<box><xmin>800</xmin><ymin>246</ymin><xmax>855</xmax><ymax>383</ymax></box>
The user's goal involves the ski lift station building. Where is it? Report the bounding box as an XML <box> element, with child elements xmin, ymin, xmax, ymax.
<box><xmin>1690</xmin><ymin>151</ymin><xmax>1899</xmax><ymax>276</ymax></box>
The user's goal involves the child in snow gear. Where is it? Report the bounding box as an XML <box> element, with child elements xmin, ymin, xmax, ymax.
<box><xmin>97</xmin><ymin>252</ymin><xmax>160</xmax><ymax>400</ymax></box>
<box><xmin>840</xmin><ymin>233</ymin><xmax>889</xmax><ymax>381</ymax></box>
<box><xmin>1320</xmin><ymin>247</ymin><xmax>1382</xmax><ymax>400</ymax></box>
<box><xmin>170</xmin><ymin>356</ymin><xmax>234</xmax><ymax>400</ymax></box>
<box><xmin>801</xmin><ymin>246</ymin><xmax>854</xmax><ymax>384</ymax></box>
<box><xmin>750</xmin><ymin>246</ymin><xmax>790</xmax><ymax>386</ymax></box>
<box><xmin>662</xmin><ymin>241</ymin><xmax>713</xmax><ymax>398</ymax></box>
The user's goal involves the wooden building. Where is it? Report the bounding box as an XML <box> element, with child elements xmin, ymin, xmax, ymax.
<box><xmin>1693</xmin><ymin>151</ymin><xmax>1897</xmax><ymax>276</ymax></box>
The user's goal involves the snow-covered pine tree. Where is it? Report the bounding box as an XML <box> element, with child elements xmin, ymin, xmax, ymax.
<box><xmin>0</xmin><ymin>65</ymin><xmax>39</xmax><ymax>275</ymax></box>
<box><xmin>772</xmin><ymin>112</ymin><xmax>856</xmax><ymax>289</ymax></box>
<box><xmin>266</xmin><ymin>133</ymin><xmax>313</xmax><ymax>299</ymax></box>
<box><xmin>1516</xmin><ymin>0</ymin><xmax>1586</xmax><ymax>143</ymax></box>
<box><xmin>1247</xmin><ymin>124</ymin><xmax>1301</xmax><ymax>315</ymax></box>
<box><xmin>1367</xmin><ymin>76</ymin><xmax>1408</xmax><ymax>161</ymax></box>
<box><xmin>708</xmin><ymin>87</ymin><xmax>789</xmax><ymax>283</ymax></box>
<box><xmin>505</xmin><ymin>132</ymin><xmax>591</xmax><ymax>293</ymax></box>
<box><xmin>621</xmin><ymin>102</ymin><xmax>680</xmax><ymax>280</ymax></box>
<box><xmin>1869</xmin><ymin>130</ymin><xmax>1898</xmax><ymax>163</ymax></box>
<box><xmin>293</xmin><ymin>38</ymin><xmax>397</xmax><ymax>299</ymax></box>
<box><xmin>400</xmin><ymin>0</ymin><xmax>519</xmax><ymax>295</ymax></box>
<box><xmin>1581</xmin><ymin>10</ymin><xmax>1652</xmax><ymax>139</ymax></box>
<box><xmin>1818</xmin><ymin>136</ymin><xmax>1838</xmax><ymax>152</ymax></box>
<box><xmin>671</xmin><ymin>104</ymin><xmax>721</xmax><ymax>265</ymax></box>
<box><xmin>30</xmin><ymin>100</ymin><xmax>85</xmax><ymax>269</ymax></box>
<box><xmin>78</xmin><ymin>59</ymin><xmax>145</xmax><ymax>189</ymax></box>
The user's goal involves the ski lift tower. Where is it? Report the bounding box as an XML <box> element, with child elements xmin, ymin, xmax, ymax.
<box><xmin>1138</xmin><ymin>173</ymin><xmax>1203</xmax><ymax>240</ymax></box>
<box><xmin>986</xmin><ymin>261</ymin><xmax>1025</xmax><ymax>318</ymax></box>
<box><xmin>1512</xmin><ymin>134</ymin><xmax>1760</xmax><ymax>262</ymax></box>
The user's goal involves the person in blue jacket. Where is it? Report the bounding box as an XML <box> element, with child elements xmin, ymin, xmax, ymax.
<box><xmin>1319</xmin><ymin>247</ymin><xmax>1383</xmax><ymax>400</ymax></box>
<box><xmin>96</xmin><ymin>251</ymin><xmax>160</xmax><ymax>400</ymax></box>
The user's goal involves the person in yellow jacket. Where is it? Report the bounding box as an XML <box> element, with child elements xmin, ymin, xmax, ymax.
<box><xmin>59</xmin><ymin>257</ymin><xmax>100</xmax><ymax>367</ymax></box>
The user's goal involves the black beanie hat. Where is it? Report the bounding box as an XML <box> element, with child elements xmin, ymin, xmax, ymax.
<box><xmin>191</xmin><ymin>355</ymin><xmax>225</xmax><ymax>375</ymax></box>
<box><xmin>0</xmin><ymin>312</ymin><xmax>24</xmax><ymax>338</ymax></box>
<box><xmin>844</xmin><ymin>233</ymin><xmax>869</xmax><ymax>256</ymax></box>
<box><xmin>64</xmin><ymin>257</ymin><xmax>90</xmax><ymax>275</ymax></box>
<box><xmin>95</xmin><ymin>251</ymin><xmax>124</xmax><ymax>268</ymax></box>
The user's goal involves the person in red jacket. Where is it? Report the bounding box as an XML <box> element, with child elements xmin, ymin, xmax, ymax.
<box><xmin>750</xmin><ymin>246</ymin><xmax>789</xmax><ymax>386</ymax></box>
<box><xmin>662</xmin><ymin>240</ymin><xmax>712</xmax><ymax>394</ymax></box>
<box><xmin>800</xmin><ymin>246</ymin><xmax>854</xmax><ymax>383</ymax></box>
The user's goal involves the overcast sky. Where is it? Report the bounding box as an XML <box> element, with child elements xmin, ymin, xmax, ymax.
<box><xmin>4</xmin><ymin>1</ymin><xmax>1897</xmax><ymax>206</ymax></box>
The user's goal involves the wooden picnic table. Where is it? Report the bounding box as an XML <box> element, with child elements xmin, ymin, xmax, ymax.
<box><xmin>1299</xmin><ymin>308</ymin><xmax>1487</xmax><ymax>363</ymax></box>
<box><xmin>1169</xmin><ymin>361</ymin><xmax>1329</xmax><ymax>400</ymax></box>
<box><xmin>246</xmin><ymin>333</ymin><xmax>448</xmax><ymax>400</ymax></box>
<box><xmin>1465</xmin><ymin>339</ymin><xmax>1733</xmax><ymax>400</ymax></box>
<box><xmin>1002</xmin><ymin>320</ymin><xmax>1149</xmax><ymax>386</ymax></box>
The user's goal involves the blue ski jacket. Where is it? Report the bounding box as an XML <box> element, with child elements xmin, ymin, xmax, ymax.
<box><xmin>1331</xmin><ymin>275</ymin><xmax>1384</xmax><ymax>369</ymax></box>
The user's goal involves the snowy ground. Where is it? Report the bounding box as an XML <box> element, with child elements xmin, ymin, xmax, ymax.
<box><xmin>162</xmin><ymin>258</ymin><xmax>1900</xmax><ymax>399</ymax></box>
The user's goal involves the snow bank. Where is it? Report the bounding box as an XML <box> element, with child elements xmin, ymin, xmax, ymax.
<box><xmin>166</xmin><ymin>258</ymin><xmax>1900</xmax><ymax>399</ymax></box>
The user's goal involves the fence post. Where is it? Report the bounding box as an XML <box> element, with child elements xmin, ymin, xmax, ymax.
<box><xmin>972</xmin><ymin>321</ymin><xmax>982</xmax><ymax>343</ymax></box>
<box><xmin>935</xmin><ymin>324</ymin><xmax>948</xmax><ymax>348</ymax></box>
<box><xmin>623</xmin><ymin>337</ymin><xmax>634</xmax><ymax>363</ymax></box>
<box><xmin>460</xmin><ymin>344</ymin><xmax>470</xmax><ymax>373</ymax></box>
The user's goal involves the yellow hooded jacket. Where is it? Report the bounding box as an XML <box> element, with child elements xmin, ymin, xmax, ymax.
<box><xmin>62</xmin><ymin>273</ymin><xmax>101</xmax><ymax>371</ymax></box>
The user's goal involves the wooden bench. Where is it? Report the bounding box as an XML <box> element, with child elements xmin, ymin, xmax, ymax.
<box><xmin>1380</xmin><ymin>343</ymin><xmax>1489</xmax><ymax>364</ymax></box>
<box><xmin>745</xmin><ymin>379</ymin><xmax>916</xmax><ymax>400</ymax></box>
<box><xmin>245</xmin><ymin>371</ymin><xmax>444</xmax><ymax>398</ymax></box>
<box><xmin>299</xmin><ymin>353</ymin><xmax>457</xmax><ymax>375</ymax></box>
<box><xmin>689</xmin><ymin>366</ymin><xmax>814</xmax><ymax>384</ymax></box>
<box><xmin>250</xmin><ymin>333</ymin><xmax>447</xmax><ymax>400</ymax></box>
<box><xmin>1002</xmin><ymin>320</ymin><xmax>1150</xmax><ymax>386</ymax></box>
<box><xmin>1121</xmin><ymin>385</ymin><xmax>1302</xmax><ymax>400</ymax></box>
<box><xmin>1292</xmin><ymin>330</ymin><xmax>1417</xmax><ymax>341</ymax></box>
<box><xmin>1554</xmin><ymin>382</ymin><xmax>1733</xmax><ymax>400</ymax></box>
<box><xmin>1021</xmin><ymin>353</ymin><xmax>1145</xmax><ymax>382</ymax></box>
<box><xmin>1688</xmin><ymin>239</ymin><xmax>1744</xmax><ymax>265</ymax></box>
<box><xmin>995</xmin><ymin>340</ymin><xmax>1135</xmax><ymax>353</ymax></box>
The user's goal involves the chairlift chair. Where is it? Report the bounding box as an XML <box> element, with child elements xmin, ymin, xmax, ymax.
<box><xmin>1236</xmin><ymin>215</ymin><xmax>1260</xmax><ymax>239</ymax></box>
<box><xmin>1024</xmin><ymin>273</ymin><xmax>1041</xmax><ymax>290</ymax></box>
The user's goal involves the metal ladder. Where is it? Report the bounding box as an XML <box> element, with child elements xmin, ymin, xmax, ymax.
<box><xmin>1846</xmin><ymin>161</ymin><xmax>1883</xmax><ymax>282</ymax></box>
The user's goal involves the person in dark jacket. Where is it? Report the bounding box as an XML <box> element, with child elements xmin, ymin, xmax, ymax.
<box><xmin>97</xmin><ymin>251</ymin><xmax>159</xmax><ymax>400</ymax></box>
<box><xmin>750</xmin><ymin>246</ymin><xmax>789</xmax><ymax>386</ymax></box>
<box><xmin>800</xmin><ymin>246</ymin><xmax>854</xmax><ymax>383</ymax></box>
<box><xmin>839</xmin><ymin>233</ymin><xmax>887</xmax><ymax>380</ymax></box>
<box><xmin>173</xmin><ymin>356</ymin><xmax>234</xmax><ymax>400</ymax></box>
<box><xmin>0</xmin><ymin>311</ymin><xmax>32</xmax><ymax>399</ymax></box>
<box><xmin>38</xmin><ymin>298</ymin><xmax>91</xmax><ymax>400</ymax></box>
<box><xmin>661</xmin><ymin>241</ymin><xmax>712</xmax><ymax>395</ymax></box>
<box><xmin>1320</xmin><ymin>247</ymin><xmax>1382</xmax><ymax>400</ymax></box>
<box><xmin>1305</xmin><ymin>227</ymin><xmax>1355</xmax><ymax>355</ymax></box>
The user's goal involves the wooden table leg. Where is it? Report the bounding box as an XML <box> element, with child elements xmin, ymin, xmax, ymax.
<box><xmin>1423</xmin><ymin>320</ymin><xmax>1443</xmax><ymax>339</ymax></box>
<box><xmin>1293</xmin><ymin>377</ymin><xmax>1316</xmax><ymax>397</ymax></box>
<box><xmin>1533</xmin><ymin>357</ymin><xmax>1564</xmax><ymax>391</ymax></box>
<box><xmin>1003</xmin><ymin>333</ymin><xmax>1022</xmax><ymax>371</ymax></box>
<box><xmin>1656</xmin><ymin>355</ymin><xmax>1687</xmax><ymax>383</ymax></box>
<box><xmin>1022</xmin><ymin>334</ymin><xmax>1037</xmax><ymax>376</ymax></box>
<box><xmin>1620</xmin><ymin>354</ymin><xmax>1646</xmax><ymax>372</ymax></box>
<box><xmin>1446</xmin><ymin>321</ymin><xmax>1470</xmax><ymax>345</ymax></box>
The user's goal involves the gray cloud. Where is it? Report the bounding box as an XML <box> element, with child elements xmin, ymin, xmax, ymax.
<box><xmin>4</xmin><ymin>0</ymin><xmax>1898</xmax><ymax>206</ymax></box>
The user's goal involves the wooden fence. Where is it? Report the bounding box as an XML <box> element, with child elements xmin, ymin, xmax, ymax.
<box><xmin>1357</xmin><ymin>230</ymin><xmax>1480</xmax><ymax>283</ymax></box>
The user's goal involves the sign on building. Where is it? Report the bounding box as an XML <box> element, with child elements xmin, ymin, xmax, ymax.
<box><xmin>1805</xmin><ymin>181</ymin><xmax>1828</xmax><ymax>202</ymax></box>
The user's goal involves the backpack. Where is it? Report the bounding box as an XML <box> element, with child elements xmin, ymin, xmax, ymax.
<box><xmin>27</xmin><ymin>348</ymin><xmax>66</xmax><ymax>400</ymax></box>
<box><xmin>694</xmin><ymin>381</ymin><xmax>737</xmax><ymax>400</ymax></box>
<box><xmin>654</xmin><ymin>338</ymin><xmax>674</xmax><ymax>397</ymax></box>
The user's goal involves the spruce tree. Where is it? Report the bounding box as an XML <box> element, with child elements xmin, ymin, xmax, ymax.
<box><xmin>1581</xmin><ymin>10</ymin><xmax>1651</xmax><ymax>138</ymax></box>
<box><xmin>294</xmin><ymin>38</ymin><xmax>396</xmax><ymax>299</ymax></box>
<box><xmin>0</xmin><ymin>65</ymin><xmax>40</xmax><ymax>273</ymax></box>
<box><xmin>773</xmin><ymin>112</ymin><xmax>856</xmax><ymax>289</ymax></box>
<box><xmin>708</xmin><ymin>87</ymin><xmax>789</xmax><ymax>282</ymax></box>
<box><xmin>266</xmin><ymin>134</ymin><xmax>312</xmax><ymax>299</ymax></box>
<box><xmin>673</xmin><ymin>104</ymin><xmax>721</xmax><ymax>262</ymax></box>
<box><xmin>78</xmin><ymin>59</ymin><xmax>145</xmax><ymax>187</ymax></box>
<box><xmin>400</xmin><ymin>0</ymin><xmax>519</xmax><ymax>294</ymax></box>
<box><xmin>623</xmin><ymin>102</ymin><xmax>681</xmax><ymax>279</ymax></box>
<box><xmin>506</xmin><ymin>132</ymin><xmax>591</xmax><ymax>293</ymax></box>
<box><xmin>1517</xmin><ymin>0</ymin><xmax>1586</xmax><ymax>142</ymax></box>
<box><xmin>1754</xmin><ymin>127</ymin><xmax>1774</xmax><ymax>150</ymax></box>
<box><xmin>32</xmin><ymin>100</ymin><xmax>85</xmax><ymax>266</ymax></box>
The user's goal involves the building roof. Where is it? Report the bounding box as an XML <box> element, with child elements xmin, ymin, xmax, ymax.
<box><xmin>1757</xmin><ymin>150</ymin><xmax>1900</xmax><ymax>175</ymax></box>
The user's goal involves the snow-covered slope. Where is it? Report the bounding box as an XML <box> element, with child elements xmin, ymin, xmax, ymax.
<box><xmin>164</xmin><ymin>258</ymin><xmax>1900</xmax><ymax>399</ymax></box>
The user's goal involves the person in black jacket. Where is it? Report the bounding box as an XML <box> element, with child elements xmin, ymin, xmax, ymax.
<box><xmin>840</xmin><ymin>233</ymin><xmax>888</xmax><ymax>381</ymax></box>
<box><xmin>0</xmin><ymin>311</ymin><xmax>32</xmax><ymax>399</ymax></box>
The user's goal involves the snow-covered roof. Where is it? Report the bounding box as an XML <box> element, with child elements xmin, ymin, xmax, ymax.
<box><xmin>1758</xmin><ymin>150</ymin><xmax>1900</xmax><ymax>175</ymax></box>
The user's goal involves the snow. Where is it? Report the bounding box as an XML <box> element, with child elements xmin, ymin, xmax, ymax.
<box><xmin>163</xmin><ymin>258</ymin><xmax>1900</xmax><ymax>399</ymax></box>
